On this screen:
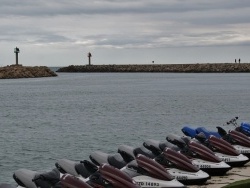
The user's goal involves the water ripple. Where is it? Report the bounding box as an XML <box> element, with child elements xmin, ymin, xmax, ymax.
<box><xmin>1</xmin><ymin>73</ymin><xmax>250</xmax><ymax>184</ymax></box>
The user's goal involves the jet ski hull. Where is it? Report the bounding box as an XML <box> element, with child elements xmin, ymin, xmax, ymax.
<box><xmin>167</xmin><ymin>169</ymin><xmax>209</xmax><ymax>185</ymax></box>
<box><xmin>191</xmin><ymin>159</ymin><xmax>231</xmax><ymax>176</ymax></box>
<box><xmin>118</xmin><ymin>144</ymin><xmax>209</xmax><ymax>185</ymax></box>
<box><xmin>233</xmin><ymin>145</ymin><xmax>250</xmax><ymax>158</ymax></box>
<box><xmin>133</xmin><ymin>175</ymin><xmax>185</xmax><ymax>188</ymax></box>
<box><xmin>182</xmin><ymin>126</ymin><xmax>250</xmax><ymax>159</ymax></box>
<box><xmin>215</xmin><ymin>153</ymin><xmax>249</xmax><ymax>167</ymax></box>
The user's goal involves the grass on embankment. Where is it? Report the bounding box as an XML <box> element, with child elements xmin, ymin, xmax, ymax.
<box><xmin>222</xmin><ymin>179</ymin><xmax>250</xmax><ymax>188</ymax></box>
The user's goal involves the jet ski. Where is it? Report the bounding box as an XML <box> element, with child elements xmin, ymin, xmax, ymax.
<box><xmin>117</xmin><ymin>143</ymin><xmax>209</xmax><ymax>185</ymax></box>
<box><xmin>183</xmin><ymin>125</ymin><xmax>250</xmax><ymax>158</ymax></box>
<box><xmin>89</xmin><ymin>151</ymin><xmax>186</xmax><ymax>188</ymax></box>
<box><xmin>56</xmin><ymin>157</ymin><xmax>141</xmax><ymax>186</ymax></box>
<box><xmin>56</xmin><ymin>158</ymin><xmax>160</xmax><ymax>188</ymax></box>
<box><xmin>87</xmin><ymin>163</ymin><xmax>141</xmax><ymax>188</ymax></box>
<box><xmin>224</xmin><ymin>117</ymin><xmax>250</xmax><ymax>137</ymax></box>
<box><xmin>13</xmin><ymin>164</ymin><xmax>140</xmax><ymax>188</ymax></box>
<box><xmin>165</xmin><ymin>134</ymin><xmax>231</xmax><ymax>176</ymax></box>
<box><xmin>56</xmin><ymin>159</ymin><xmax>98</xmax><ymax>179</ymax></box>
<box><xmin>182</xmin><ymin>127</ymin><xmax>249</xmax><ymax>167</ymax></box>
<box><xmin>11</xmin><ymin>168</ymin><xmax>93</xmax><ymax>188</ymax></box>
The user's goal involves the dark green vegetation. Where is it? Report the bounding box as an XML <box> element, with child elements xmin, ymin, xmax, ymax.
<box><xmin>223</xmin><ymin>179</ymin><xmax>250</xmax><ymax>188</ymax></box>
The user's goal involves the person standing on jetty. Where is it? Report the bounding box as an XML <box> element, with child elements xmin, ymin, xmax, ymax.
<box><xmin>235</xmin><ymin>59</ymin><xmax>237</xmax><ymax>63</ymax></box>
<box><xmin>239</xmin><ymin>58</ymin><xmax>241</xmax><ymax>63</ymax></box>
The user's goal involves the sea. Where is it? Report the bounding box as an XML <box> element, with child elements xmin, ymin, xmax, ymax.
<box><xmin>1</xmin><ymin>72</ymin><xmax>250</xmax><ymax>185</ymax></box>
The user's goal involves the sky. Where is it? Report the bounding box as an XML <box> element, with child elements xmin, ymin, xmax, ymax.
<box><xmin>1</xmin><ymin>0</ymin><xmax>250</xmax><ymax>67</ymax></box>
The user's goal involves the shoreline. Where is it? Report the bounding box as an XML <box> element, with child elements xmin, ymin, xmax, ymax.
<box><xmin>189</xmin><ymin>162</ymin><xmax>250</xmax><ymax>188</ymax></box>
<box><xmin>56</xmin><ymin>63</ymin><xmax>250</xmax><ymax>73</ymax></box>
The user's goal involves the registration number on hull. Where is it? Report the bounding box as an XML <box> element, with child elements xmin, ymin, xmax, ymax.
<box><xmin>196</xmin><ymin>165</ymin><xmax>211</xmax><ymax>168</ymax></box>
<box><xmin>138</xmin><ymin>182</ymin><xmax>160</xmax><ymax>187</ymax></box>
<box><xmin>175</xmin><ymin>176</ymin><xmax>188</xmax><ymax>180</ymax></box>
<box><xmin>222</xmin><ymin>158</ymin><xmax>231</xmax><ymax>162</ymax></box>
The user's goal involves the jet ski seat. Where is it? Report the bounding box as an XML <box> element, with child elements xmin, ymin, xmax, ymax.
<box><xmin>181</xmin><ymin>136</ymin><xmax>192</xmax><ymax>144</ymax></box>
<box><xmin>118</xmin><ymin>145</ymin><xmax>136</xmax><ymax>163</ymax></box>
<box><xmin>166</xmin><ymin>134</ymin><xmax>187</xmax><ymax>149</ymax></box>
<box><xmin>35</xmin><ymin>168</ymin><xmax>60</xmax><ymax>181</ymax></box>
<box><xmin>133</xmin><ymin>146</ymin><xmax>156</xmax><ymax>158</ymax></box>
<box><xmin>75</xmin><ymin>160</ymin><xmax>98</xmax><ymax>178</ymax></box>
<box><xmin>13</xmin><ymin>168</ymin><xmax>60</xmax><ymax>187</ymax></box>
<box><xmin>107</xmin><ymin>153</ymin><xmax>127</xmax><ymax>169</ymax></box>
<box><xmin>33</xmin><ymin>168</ymin><xmax>60</xmax><ymax>188</ymax></box>
<box><xmin>14</xmin><ymin>168</ymin><xmax>60</xmax><ymax>188</ymax></box>
<box><xmin>196</xmin><ymin>127</ymin><xmax>221</xmax><ymax>138</ymax></box>
<box><xmin>143</xmin><ymin>139</ymin><xmax>163</xmax><ymax>156</ymax></box>
<box><xmin>89</xmin><ymin>151</ymin><xmax>110</xmax><ymax>166</ymax></box>
<box><xmin>89</xmin><ymin>151</ymin><xmax>127</xmax><ymax>169</ymax></box>
<box><xmin>182</xmin><ymin>126</ymin><xmax>198</xmax><ymax>138</ymax></box>
<box><xmin>195</xmin><ymin>132</ymin><xmax>207</xmax><ymax>143</ymax></box>
<box><xmin>161</xmin><ymin>141</ymin><xmax>181</xmax><ymax>152</ymax></box>
<box><xmin>13</xmin><ymin>169</ymin><xmax>38</xmax><ymax>188</ymax></box>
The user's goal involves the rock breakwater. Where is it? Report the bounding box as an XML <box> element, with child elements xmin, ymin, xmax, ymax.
<box><xmin>57</xmin><ymin>63</ymin><xmax>250</xmax><ymax>73</ymax></box>
<box><xmin>0</xmin><ymin>65</ymin><xmax>57</xmax><ymax>79</ymax></box>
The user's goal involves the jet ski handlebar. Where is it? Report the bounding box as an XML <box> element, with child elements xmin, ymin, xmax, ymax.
<box><xmin>224</xmin><ymin>116</ymin><xmax>239</xmax><ymax>127</ymax></box>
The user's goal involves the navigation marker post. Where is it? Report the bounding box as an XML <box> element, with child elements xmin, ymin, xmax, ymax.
<box><xmin>88</xmin><ymin>52</ymin><xmax>92</xmax><ymax>65</ymax></box>
<box><xmin>14</xmin><ymin>47</ymin><xmax>20</xmax><ymax>65</ymax></box>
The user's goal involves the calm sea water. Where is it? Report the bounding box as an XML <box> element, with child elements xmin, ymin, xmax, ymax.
<box><xmin>1</xmin><ymin>73</ymin><xmax>250</xmax><ymax>184</ymax></box>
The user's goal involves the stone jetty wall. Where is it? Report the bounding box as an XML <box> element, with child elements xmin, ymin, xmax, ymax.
<box><xmin>57</xmin><ymin>63</ymin><xmax>250</xmax><ymax>73</ymax></box>
<box><xmin>0</xmin><ymin>65</ymin><xmax>57</xmax><ymax>79</ymax></box>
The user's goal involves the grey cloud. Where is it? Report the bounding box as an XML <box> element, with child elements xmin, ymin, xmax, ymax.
<box><xmin>0</xmin><ymin>25</ymin><xmax>72</xmax><ymax>45</ymax></box>
<box><xmin>2</xmin><ymin>0</ymin><xmax>250</xmax><ymax>17</ymax></box>
<box><xmin>79</xmin><ymin>29</ymin><xmax>250</xmax><ymax>49</ymax></box>
<box><xmin>1</xmin><ymin>0</ymin><xmax>250</xmax><ymax>51</ymax></box>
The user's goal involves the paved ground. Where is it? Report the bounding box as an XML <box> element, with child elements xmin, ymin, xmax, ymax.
<box><xmin>188</xmin><ymin>162</ymin><xmax>250</xmax><ymax>188</ymax></box>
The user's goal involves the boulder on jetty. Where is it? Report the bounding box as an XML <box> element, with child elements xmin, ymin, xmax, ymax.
<box><xmin>0</xmin><ymin>65</ymin><xmax>57</xmax><ymax>79</ymax></box>
<box><xmin>57</xmin><ymin>63</ymin><xmax>250</xmax><ymax>73</ymax></box>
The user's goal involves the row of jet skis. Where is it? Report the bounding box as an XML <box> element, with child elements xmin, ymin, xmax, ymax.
<box><xmin>1</xmin><ymin>117</ymin><xmax>250</xmax><ymax>188</ymax></box>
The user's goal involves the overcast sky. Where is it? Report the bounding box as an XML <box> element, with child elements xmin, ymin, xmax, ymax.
<box><xmin>1</xmin><ymin>0</ymin><xmax>250</xmax><ymax>66</ymax></box>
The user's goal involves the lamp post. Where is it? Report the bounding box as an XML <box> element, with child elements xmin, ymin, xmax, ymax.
<box><xmin>14</xmin><ymin>47</ymin><xmax>20</xmax><ymax>65</ymax></box>
<box><xmin>88</xmin><ymin>52</ymin><xmax>92</xmax><ymax>65</ymax></box>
